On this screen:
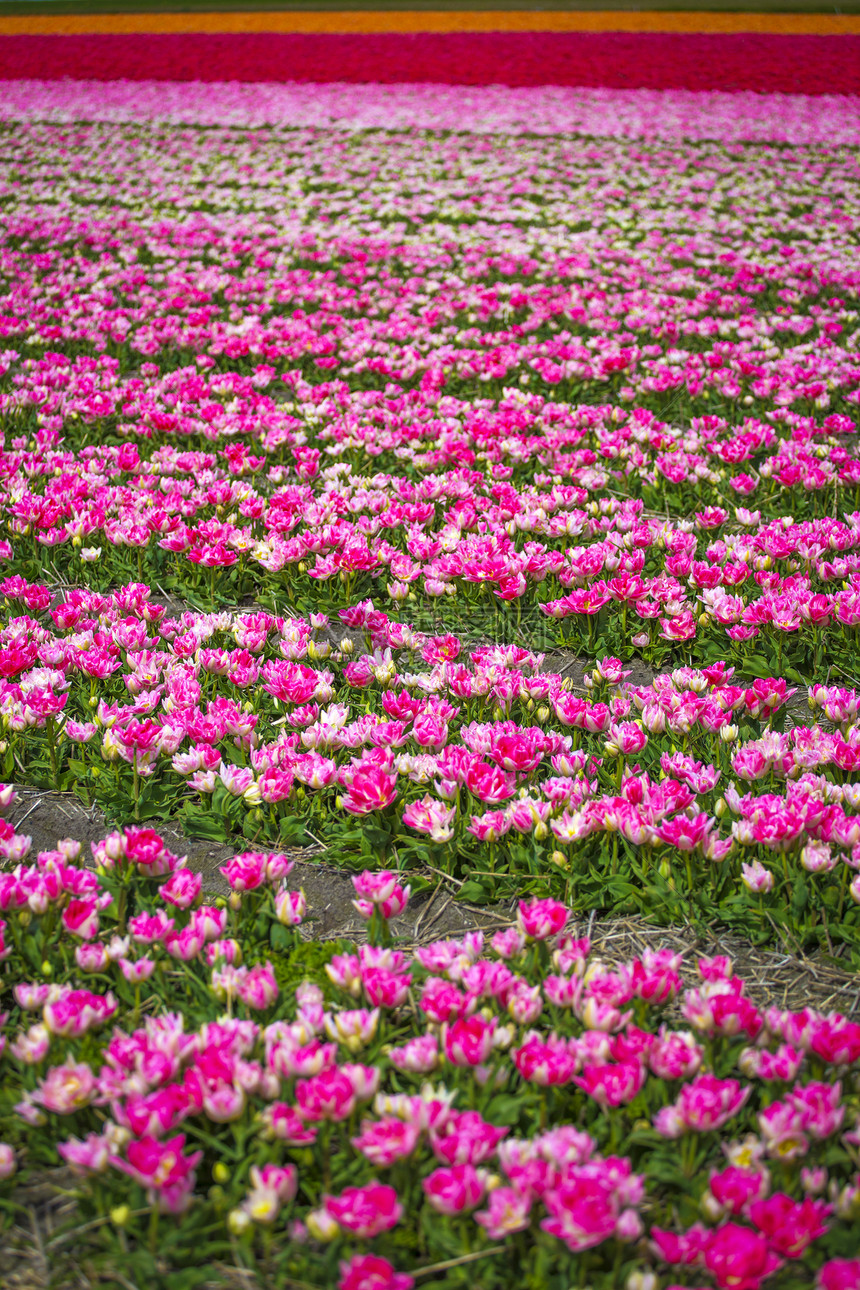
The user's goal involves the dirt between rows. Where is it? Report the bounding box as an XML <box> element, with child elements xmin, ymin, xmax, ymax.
<box><xmin>8</xmin><ymin>781</ymin><xmax>859</xmax><ymax>1017</ymax></box>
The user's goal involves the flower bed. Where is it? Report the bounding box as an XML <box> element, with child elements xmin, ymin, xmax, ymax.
<box><xmin>0</xmin><ymin>105</ymin><xmax>858</xmax><ymax>954</ymax></box>
<box><xmin>0</xmin><ymin>792</ymin><xmax>859</xmax><ymax>1289</ymax></box>
<box><xmin>4</xmin><ymin>587</ymin><xmax>860</xmax><ymax>957</ymax></box>
<box><xmin>0</xmin><ymin>84</ymin><xmax>859</xmax><ymax>1286</ymax></box>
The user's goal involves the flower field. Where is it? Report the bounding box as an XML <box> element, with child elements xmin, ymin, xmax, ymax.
<box><xmin>0</xmin><ymin>80</ymin><xmax>859</xmax><ymax>1289</ymax></box>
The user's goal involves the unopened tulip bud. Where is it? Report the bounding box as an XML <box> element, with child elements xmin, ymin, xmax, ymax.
<box><xmin>700</xmin><ymin>1191</ymin><xmax>724</xmax><ymax>1221</ymax></box>
<box><xmin>720</xmin><ymin>725</ymin><xmax>738</xmax><ymax>743</ymax></box>
<box><xmin>306</xmin><ymin>1209</ymin><xmax>340</xmax><ymax>1242</ymax></box>
<box><xmin>110</xmin><ymin>1205</ymin><xmax>130</xmax><ymax>1227</ymax></box>
<box><xmin>228</xmin><ymin>1209</ymin><xmax>252</xmax><ymax>1236</ymax></box>
<box><xmin>801</xmin><ymin>1166</ymin><xmax>828</xmax><ymax>1195</ymax></box>
<box><xmin>626</xmin><ymin>1273</ymin><xmax>658</xmax><ymax>1290</ymax></box>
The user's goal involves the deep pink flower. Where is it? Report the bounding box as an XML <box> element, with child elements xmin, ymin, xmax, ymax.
<box><xmin>111</xmin><ymin>1134</ymin><xmax>202</xmax><ymax>1214</ymax></box>
<box><xmin>750</xmin><ymin>1193</ymin><xmax>831</xmax><ymax>1258</ymax></box>
<box><xmin>702</xmin><ymin>1224</ymin><xmax>782</xmax><ymax>1290</ymax></box>
<box><xmin>324</xmin><ymin>1183</ymin><xmax>402</xmax><ymax>1238</ymax></box>
<box><xmin>338</xmin><ymin>1255</ymin><xmax>413</xmax><ymax>1290</ymax></box>
<box><xmin>422</xmin><ymin>1164</ymin><xmax>486</xmax><ymax>1215</ymax></box>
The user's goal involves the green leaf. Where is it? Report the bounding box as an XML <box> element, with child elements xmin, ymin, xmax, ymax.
<box><xmin>744</xmin><ymin>655</ymin><xmax>774</xmax><ymax>678</ymax></box>
<box><xmin>278</xmin><ymin>817</ymin><xmax>307</xmax><ymax>844</ymax></box>
<box><xmin>790</xmin><ymin>876</ymin><xmax>808</xmax><ymax>916</ymax></box>
<box><xmin>486</xmin><ymin>1094</ymin><xmax>524</xmax><ymax>1124</ymax></box>
<box><xmin>211</xmin><ymin>783</ymin><xmax>234</xmax><ymax>816</ymax></box>
<box><xmin>362</xmin><ymin>826</ymin><xmax>392</xmax><ymax>847</ymax></box>
<box><xmin>458</xmin><ymin>880</ymin><xmax>491</xmax><ymax>904</ymax></box>
<box><xmin>270</xmin><ymin>922</ymin><xmax>293</xmax><ymax>951</ymax></box>
<box><xmin>182</xmin><ymin>811</ymin><xmax>230</xmax><ymax>843</ymax></box>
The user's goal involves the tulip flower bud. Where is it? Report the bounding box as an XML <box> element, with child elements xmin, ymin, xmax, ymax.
<box><xmin>110</xmin><ymin>1206</ymin><xmax>130</xmax><ymax>1227</ymax></box>
<box><xmin>213</xmin><ymin>1162</ymin><xmax>230</xmax><ymax>1184</ymax></box>
<box><xmin>228</xmin><ymin>1209</ymin><xmax>252</xmax><ymax>1236</ymax></box>
<box><xmin>306</xmin><ymin>1209</ymin><xmax>340</xmax><ymax>1242</ymax></box>
<box><xmin>41</xmin><ymin>961</ymin><xmax>52</xmax><ymax>976</ymax></box>
<box><xmin>626</xmin><ymin>1274</ymin><xmax>658</xmax><ymax>1290</ymax></box>
<box><xmin>700</xmin><ymin>1190</ymin><xmax>724</xmax><ymax>1222</ymax></box>
<box><xmin>550</xmin><ymin>850</ymin><xmax>569</xmax><ymax>869</ymax></box>
<box><xmin>18</xmin><ymin>910</ymin><xmax>31</xmax><ymax>928</ymax></box>
<box><xmin>714</xmin><ymin>797</ymin><xmax>727</xmax><ymax>818</ymax></box>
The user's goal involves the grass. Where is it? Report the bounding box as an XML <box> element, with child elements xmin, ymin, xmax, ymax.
<box><xmin>0</xmin><ymin>0</ymin><xmax>858</xmax><ymax>18</ymax></box>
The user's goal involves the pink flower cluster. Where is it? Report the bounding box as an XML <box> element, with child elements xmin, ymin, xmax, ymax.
<box><xmin>1</xmin><ymin>819</ymin><xmax>859</xmax><ymax>1285</ymax></box>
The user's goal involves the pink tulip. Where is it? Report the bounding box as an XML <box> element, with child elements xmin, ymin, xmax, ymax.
<box><xmin>112</xmin><ymin>1134</ymin><xmax>202</xmax><ymax>1214</ymax></box>
<box><xmin>817</xmin><ymin>1260</ymin><xmax>860</xmax><ymax>1290</ymax></box>
<box><xmin>33</xmin><ymin>1062</ymin><xmax>96</xmax><ymax>1115</ymax></box>
<box><xmin>324</xmin><ymin>1182</ymin><xmax>403</xmax><ymax>1238</ymax></box>
<box><xmin>161</xmin><ymin>867</ymin><xmax>202</xmax><ymax>909</ymax></box>
<box><xmin>295</xmin><ymin>1068</ymin><xmax>357</xmax><ymax>1123</ymax></box>
<box><xmin>422</xmin><ymin>1164</ymin><xmax>486</xmax><ymax>1214</ymax></box>
<box><xmin>443</xmin><ymin>1014</ymin><xmax>496</xmax><ymax>1067</ymax></box>
<box><xmin>338</xmin><ymin>1255</ymin><xmax>414</xmax><ymax>1290</ymax></box>
<box><xmin>351</xmin><ymin>1117</ymin><xmax>421</xmax><ymax>1168</ymax></box>
<box><xmin>517</xmin><ymin>897</ymin><xmax>569</xmax><ymax>940</ymax></box>
<box><xmin>702</xmin><ymin>1223</ymin><xmax>782</xmax><ymax>1290</ymax></box>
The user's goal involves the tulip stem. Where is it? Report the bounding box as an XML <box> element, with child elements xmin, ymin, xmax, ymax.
<box><xmin>45</xmin><ymin>716</ymin><xmax>59</xmax><ymax>790</ymax></box>
<box><xmin>148</xmin><ymin>1204</ymin><xmax>159</xmax><ymax>1255</ymax></box>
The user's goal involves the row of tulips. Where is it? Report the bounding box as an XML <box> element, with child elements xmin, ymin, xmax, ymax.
<box><xmin>2</xmin><ymin>33</ymin><xmax>859</xmax><ymax>94</ymax></box>
<box><xmin>4</xmin><ymin>585</ymin><xmax>860</xmax><ymax>950</ymax></box>
<box><xmin>3</xmin><ymin>82</ymin><xmax>860</xmax><ymax>145</ymax></box>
